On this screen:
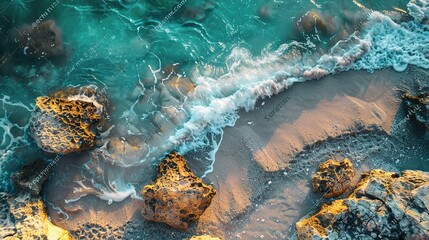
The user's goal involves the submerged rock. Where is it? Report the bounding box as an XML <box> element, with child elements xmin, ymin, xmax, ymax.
<box><xmin>141</xmin><ymin>152</ymin><xmax>216</xmax><ymax>230</ymax></box>
<box><xmin>10</xmin><ymin>160</ymin><xmax>49</xmax><ymax>195</ymax></box>
<box><xmin>311</xmin><ymin>158</ymin><xmax>355</xmax><ymax>198</ymax></box>
<box><xmin>296</xmin><ymin>11</ymin><xmax>337</xmax><ymax>36</ymax></box>
<box><xmin>297</xmin><ymin>169</ymin><xmax>429</xmax><ymax>239</ymax></box>
<box><xmin>30</xmin><ymin>86</ymin><xmax>107</xmax><ymax>154</ymax></box>
<box><xmin>0</xmin><ymin>192</ymin><xmax>72</xmax><ymax>240</ymax></box>
<box><xmin>15</xmin><ymin>20</ymin><xmax>64</xmax><ymax>58</ymax></box>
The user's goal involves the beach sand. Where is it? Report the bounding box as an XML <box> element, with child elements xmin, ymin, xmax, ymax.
<box><xmin>45</xmin><ymin>67</ymin><xmax>429</xmax><ymax>239</ymax></box>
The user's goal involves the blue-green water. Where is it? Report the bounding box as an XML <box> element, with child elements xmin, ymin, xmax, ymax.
<box><xmin>0</xmin><ymin>0</ymin><xmax>428</xmax><ymax>211</ymax></box>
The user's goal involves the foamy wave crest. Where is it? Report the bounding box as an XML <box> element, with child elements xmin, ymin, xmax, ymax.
<box><xmin>407</xmin><ymin>0</ymin><xmax>429</xmax><ymax>24</ymax></box>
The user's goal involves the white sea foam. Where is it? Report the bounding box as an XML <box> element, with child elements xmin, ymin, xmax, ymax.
<box><xmin>407</xmin><ymin>0</ymin><xmax>429</xmax><ymax>23</ymax></box>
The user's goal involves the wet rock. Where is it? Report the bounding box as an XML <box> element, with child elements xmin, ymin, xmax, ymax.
<box><xmin>189</xmin><ymin>235</ymin><xmax>221</xmax><ymax>240</ymax></box>
<box><xmin>311</xmin><ymin>158</ymin><xmax>355</xmax><ymax>198</ymax></box>
<box><xmin>10</xmin><ymin>160</ymin><xmax>49</xmax><ymax>195</ymax></box>
<box><xmin>0</xmin><ymin>192</ymin><xmax>72</xmax><ymax>239</ymax></box>
<box><xmin>15</xmin><ymin>20</ymin><xmax>64</xmax><ymax>58</ymax></box>
<box><xmin>403</xmin><ymin>92</ymin><xmax>429</xmax><ymax>129</ymax></box>
<box><xmin>141</xmin><ymin>152</ymin><xmax>216</xmax><ymax>230</ymax></box>
<box><xmin>296</xmin><ymin>11</ymin><xmax>337</xmax><ymax>36</ymax></box>
<box><xmin>30</xmin><ymin>86</ymin><xmax>107</xmax><ymax>154</ymax></box>
<box><xmin>297</xmin><ymin>169</ymin><xmax>429</xmax><ymax>239</ymax></box>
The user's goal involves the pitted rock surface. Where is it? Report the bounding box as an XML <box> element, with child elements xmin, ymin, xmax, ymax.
<box><xmin>141</xmin><ymin>152</ymin><xmax>216</xmax><ymax>230</ymax></box>
<box><xmin>311</xmin><ymin>158</ymin><xmax>355</xmax><ymax>198</ymax></box>
<box><xmin>297</xmin><ymin>169</ymin><xmax>429</xmax><ymax>240</ymax></box>
<box><xmin>0</xmin><ymin>192</ymin><xmax>72</xmax><ymax>240</ymax></box>
<box><xmin>30</xmin><ymin>87</ymin><xmax>106</xmax><ymax>154</ymax></box>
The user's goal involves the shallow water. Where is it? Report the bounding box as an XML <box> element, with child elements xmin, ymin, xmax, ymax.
<box><xmin>0</xmin><ymin>0</ymin><xmax>428</xmax><ymax>237</ymax></box>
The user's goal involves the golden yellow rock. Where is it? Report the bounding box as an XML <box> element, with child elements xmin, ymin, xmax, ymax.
<box><xmin>296</xmin><ymin>200</ymin><xmax>348</xmax><ymax>238</ymax></box>
<box><xmin>311</xmin><ymin>158</ymin><xmax>355</xmax><ymax>198</ymax></box>
<box><xmin>141</xmin><ymin>152</ymin><xmax>216</xmax><ymax>230</ymax></box>
<box><xmin>297</xmin><ymin>169</ymin><xmax>429</xmax><ymax>239</ymax></box>
<box><xmin>2</xmin><ymin>193</ymin><xmax>72</xmax><ymax>240</ymax></box>
<box><xmin>30</xmin><ymin>95</ymin><xmax>102</xmax><ymax>154</ymax></box>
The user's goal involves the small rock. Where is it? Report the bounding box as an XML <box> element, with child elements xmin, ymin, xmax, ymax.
<box><xmin>311</xmin><ymin>158</ymin><xmax>355</xmax><ymax>198</ymax></box>
<box><xmin>141</xmin><ymin>152</ymin><xmax>216</xmax><ymax>230</ymax></box>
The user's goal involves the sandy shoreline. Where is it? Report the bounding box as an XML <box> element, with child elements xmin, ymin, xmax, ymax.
<box><xmin>44</xmin><ymin>66</ymin><xmax>428</xmax><ymax>239</ymax></box>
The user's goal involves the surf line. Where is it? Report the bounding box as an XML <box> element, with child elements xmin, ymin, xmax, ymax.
<box><xmin>264</xmin><ymin>95</ymin><xmax>290</xmax><ymax>122</ymax></box>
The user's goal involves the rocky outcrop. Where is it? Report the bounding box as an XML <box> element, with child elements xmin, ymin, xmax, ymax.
<box><xmin>296</xmin><ymin>169</ymin><xmax>429</xmax><ymax>239</ymax></box>
<box><xmin>0</xmin><ymin>193</ymin><xmax>72</xmax><ymax>240</ymax></box>
<box><xmin>311</xmin><ymin>158</ymin><xmax>355</xmax><ymax>198</ymax></box>
<box><xmin>141</xmin><ymin>152</ymin><xmax>216</xmax><ymax>230</ymax></box>
<box><xmin>30</xmin><ymin>86</ymin><xmax>107</xmax><ymax>154</ymax></box>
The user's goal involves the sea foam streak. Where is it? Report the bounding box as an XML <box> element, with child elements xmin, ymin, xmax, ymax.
<box><xmin>73</xmin><ymin>1</ymin><xmax>428</xmax><ymax>203</ymax></box>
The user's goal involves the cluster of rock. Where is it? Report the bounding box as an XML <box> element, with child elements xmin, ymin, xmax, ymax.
<box><xmin>141</xmin><ymin>152</ymin><xmax>217</xmax><ymax>230</ymax></box>
<box><xmin>297</xmin><ymin>167</ymin><xmax>429</xmax><ymax>239</ymax></box>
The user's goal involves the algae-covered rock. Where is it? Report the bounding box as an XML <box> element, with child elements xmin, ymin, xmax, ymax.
<box><xmin>311</xmin><ymin>158</ymin><xmax>355</xmax><ymax>198</ymax></box>
<box><xmin>296</xmin><ymin>11</ymin><xmax>337</xmax><ymax>35</ymax></box>
<box><xmin>141</xmin><ymin>152</ymin><xmax>216</xmax><ymax>230</ymax></box>
<box><xmin>30</xmin><ymin>86</ymin><xmax>107</xmax><ymax>154</ymax></box>
<box><xmin>297</xmin><ymin>169</ymin><xmax>429</xmax><ymax>239</ymax></box>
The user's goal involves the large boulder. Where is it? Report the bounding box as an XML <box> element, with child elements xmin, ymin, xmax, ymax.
<box><xmin>296</xmin><ymin>169</ymin><xmax>429</xmax><ymax>239</ymax></box>
<box><xmin>30</xmin><ymin>86</ymin><xmax>107</xmax><ymax>154</ymax></box>
<box><xmin>141</xmin><ymin>152</ymin><xmax>216</xmax><ymax>230</ymax></box>
<box><xmin>311</xmin><ymin>158</ymin><xmax>355</xmax><ymax>198</ymax></box>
